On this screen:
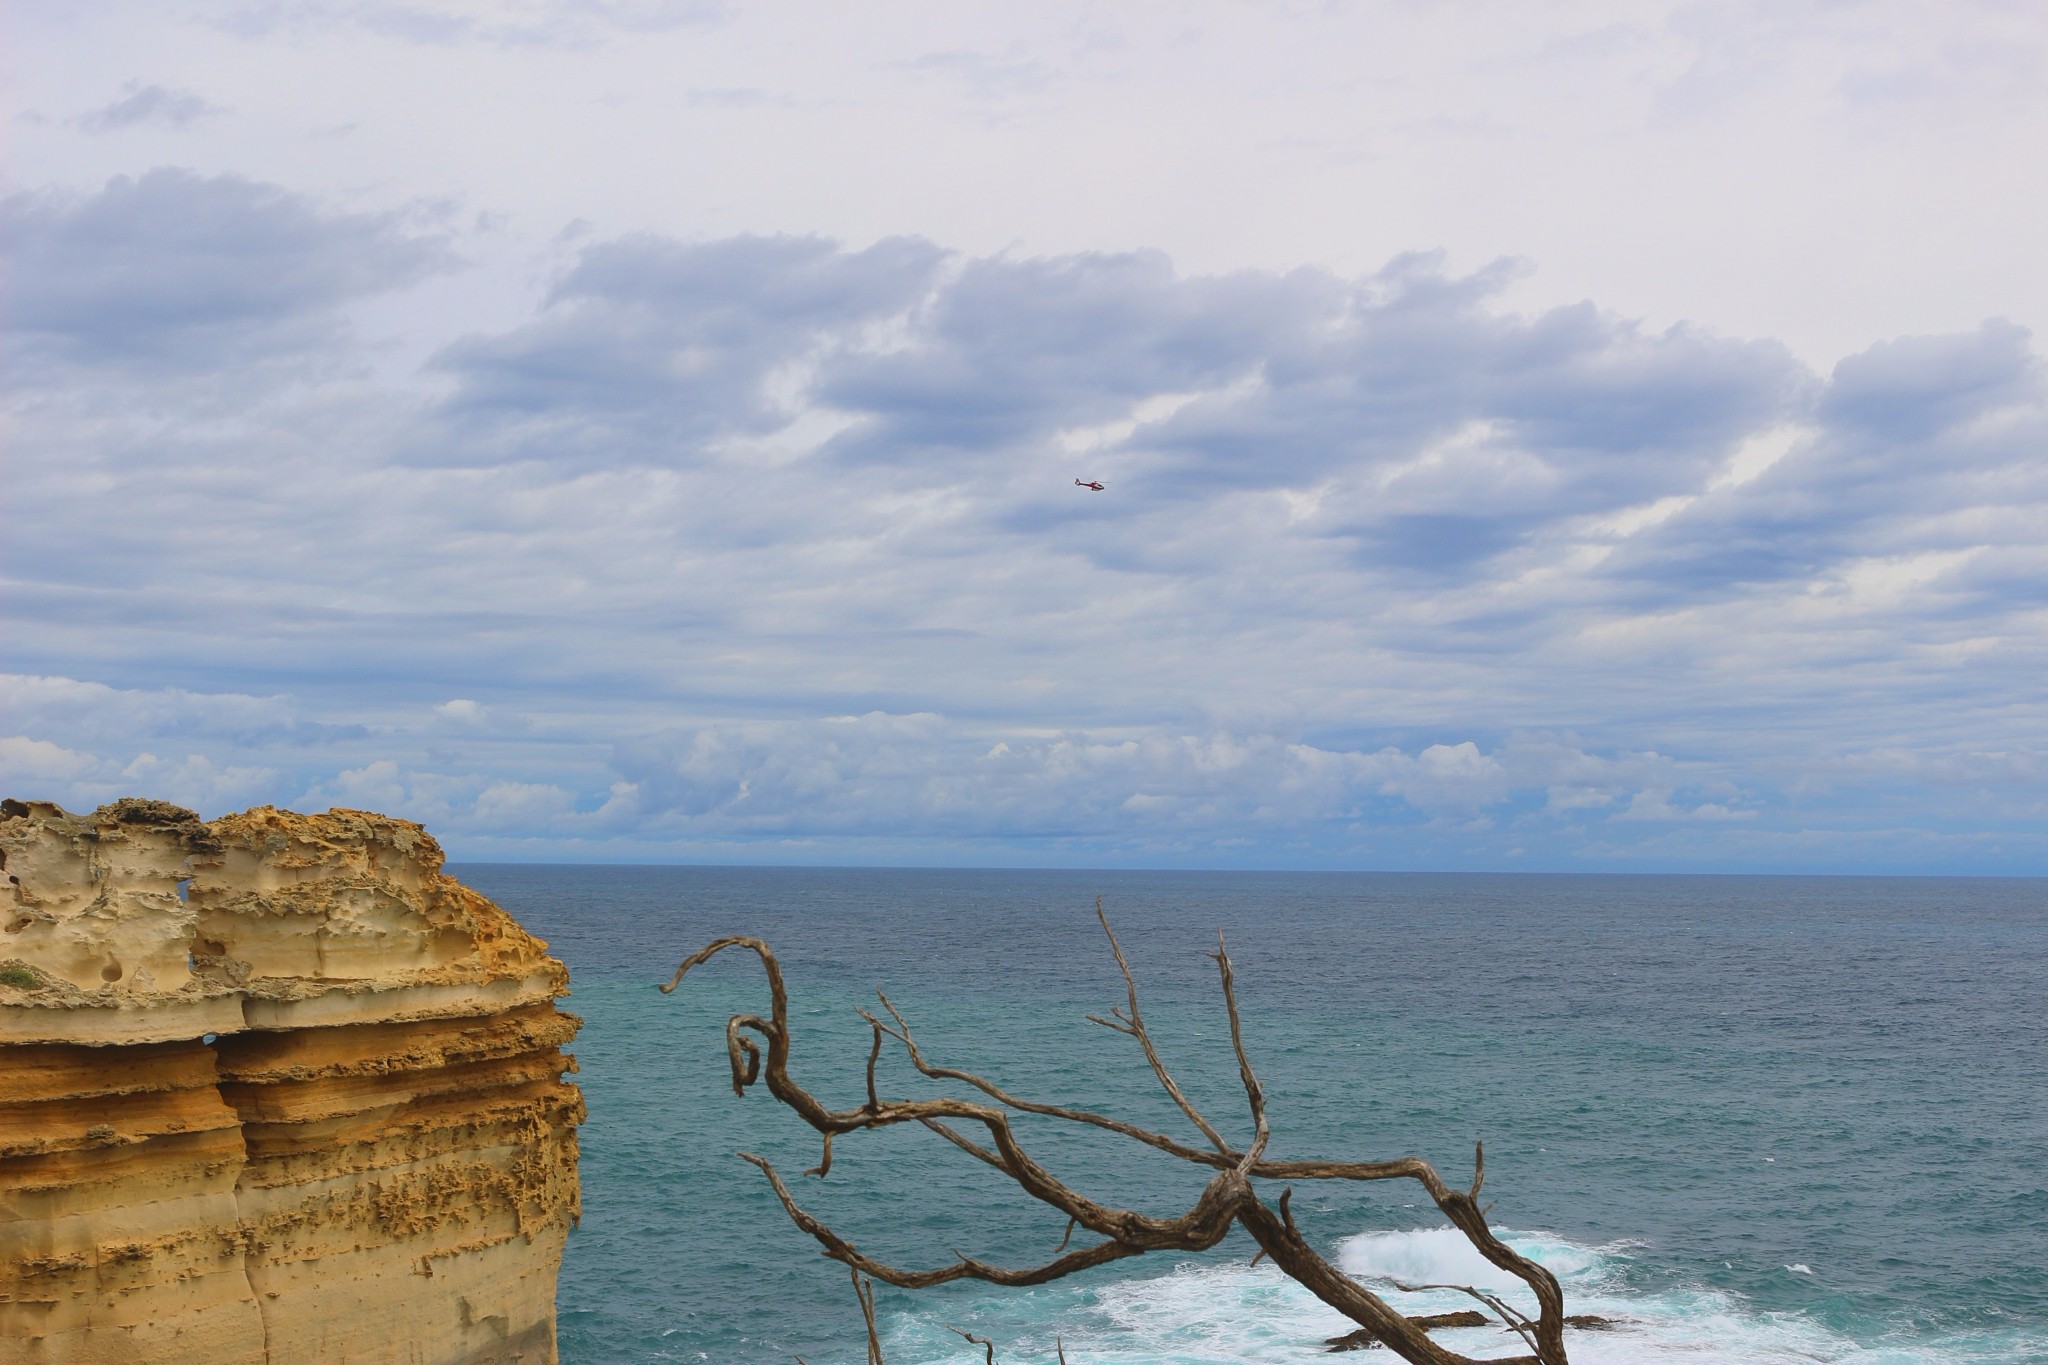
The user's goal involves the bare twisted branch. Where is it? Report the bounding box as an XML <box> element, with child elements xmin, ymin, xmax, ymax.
<box><xmin>663</xmin><ymin>910</ymin><xmax>1572</xmax><ymax>1365</ymax></box>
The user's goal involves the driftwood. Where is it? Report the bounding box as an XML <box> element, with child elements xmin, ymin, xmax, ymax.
<box><xmin>664</xmin><ymin>901</ymin><xmax>1571</xmax><ymax>1364</ymax></box>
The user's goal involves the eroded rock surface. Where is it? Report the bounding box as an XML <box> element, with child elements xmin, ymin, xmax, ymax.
<box><xmin>1</xmin><ymin>799</ymin><xmax>583</xmax><ymax>1365</ymax></box>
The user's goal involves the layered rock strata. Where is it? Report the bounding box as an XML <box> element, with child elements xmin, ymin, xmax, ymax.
<box><xmin>0</xmin><ymin>800</ymin><xmax>582</xmax><ymax>1365</ymax></box>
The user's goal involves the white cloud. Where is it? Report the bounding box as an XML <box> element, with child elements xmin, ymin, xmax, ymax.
<box><xmin>0</xmin><ymin>736</ymin><xmax>100</xmax><ymax>782</ymax></box>
<box><xmin>607</xmin><ymin>717</ymin><xmax>1720</xmax><ymax>844</ymax></box>
<box><xmin>0</xmin><ymin>734</ymin><xmax>278</xmax><ymax>814</ymax></box>
<box><xmin>1374</xmin><ymin>742</ymin><xmax>1510</xmax><ymax>819</ymax></box>
<box><xmin>471</xmin><ymin>779</ymin><xmax>576</xmax><ymax>826</ymax></box>
<box><xmin>119</xmin><ymin>752</ymin><xmax>280</xmax><ymax>811</ymax></box>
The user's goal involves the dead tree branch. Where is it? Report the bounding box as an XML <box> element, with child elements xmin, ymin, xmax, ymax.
<box><xmin>854</xmin><ymin>1267</ymin><xmax>884</xmax><ymax>1365</ymax></box>
<box><xmin>663</xmin><ymin>908</ymin><xmax>1573</xmax><ymax>1365</ymax></box>
<box><xmin>1395</xmin><ymin>1280</ymin><xmax>1544</xmax><ymax>1358</ymax></box>
<box><xmin>948</xmin><ymin>1327</ymin><xmax>997</xmax><ymax>1364</ymax></box>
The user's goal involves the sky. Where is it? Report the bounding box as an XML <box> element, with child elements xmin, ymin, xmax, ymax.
<box><xmin>3</xmin><ymin>1</ymin><xmax>2045</xmax><ymax>871</ymax></box>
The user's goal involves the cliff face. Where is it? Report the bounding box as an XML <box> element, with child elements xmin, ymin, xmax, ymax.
<box><xmin>0</xmin><ymin>799</ymin><xmax>583</xmax><ymax>1365</ymax></box>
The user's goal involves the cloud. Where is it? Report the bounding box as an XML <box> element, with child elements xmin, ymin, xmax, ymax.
<box><xmin>1615</xmin><ymin>788</ymin><xmax>1756</xmax><ymax>822</ymax></box>
<box><xmin>1597</xmin><ymin>320</ymin><xmax>2048</xmax><ymax>600</ymax></box>
<box><xmin>76</xmin><ymin>83</ymin><xmax>225</xmax><ymax>132</ymax></box>
<box><xmin>1373</xmin><ymin>741</ymin><xmax>1510</xmax><ymax>818</ymax></box>
<box><xmin>0</xmin><ymin>737</ymin><xmax>100</xmax><ymax>783</ymax></box>
<box><xmin>0</xmin><ymin>676</ymin><xmax>362</xmax><ymax>750</ymax></box>
<box><xmin>0</xmin><ymin>169</ymin><xmax>457</xmax><ymax>375</ymax></box>
<box><xmin>425</xmin><ymin>233</ymin><xmax>944</xmax><ymax>465</ymax></box>
<box><xmin>683</xmin><ymin>87</ymin><xmax>792</xmax><ymax>109</ymax></box>
<box><xmin>0</xmin><ymin>734</ymin><xmax>278</xmax><ymax>814</ymax></box>
<box><xmin>0</xmin><ymin>668</ymin><xmax>1709</xmax><ymax>847</ymax></box>
<box><xmin>1822</xmin><ymin>319</ymin><xmax>2041</xmax><ymax>442</ymax></box>
<box><xmin>607</xmin><ymin>716</ymin><xmax>1705</xmax><ymax>841</ymax></box>
<box><xmin>5</xmin><ymin>178</ymin><xmax>2046</xmax><ymax>869</ymax></box>
<box><xmin>419</xmin><ymin>232</ymin><xmax>1811</xmax><ymax>596</ymax></box>
<box><xmin>814</xmin><ymin>249</ymin><xmax>1319</xmax><ymax>472</ymax></box>
<box><xmin>120</xmin><ymin>753</ymin><xmax>282</xmax><ymax>812</ymax></box>
<box><xmin>219</xmin><ymin>0</ymin><xmax>727</xmax><ymax>49</ymax></box>
<box><xmin>896</xmin><ymin>49</ymin><xmax>1059</xmax><ymax>101</ymax></box>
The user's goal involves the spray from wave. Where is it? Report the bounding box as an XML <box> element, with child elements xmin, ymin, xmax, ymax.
<box><xmin>871</xmin><ymin>1227</ymin><xmax>2044</xmax><ymax>1364</ymax></box>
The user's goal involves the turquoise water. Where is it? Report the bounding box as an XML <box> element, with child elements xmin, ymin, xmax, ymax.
<box><xmin>456</xmin><ymin>868</ymin><xmax>2048</xmax><ymax>1363</ymax></box>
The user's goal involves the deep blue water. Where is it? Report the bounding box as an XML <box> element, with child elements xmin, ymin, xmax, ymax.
<box><xmin>453</xmin><ymin>867</ymin><xmax>2048</xmax><ymax>1364</ymax></box>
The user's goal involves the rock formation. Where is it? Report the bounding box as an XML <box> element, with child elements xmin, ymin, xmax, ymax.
<box><xmin>0</xmin><ymin>799</ymin><xmax>583</xmax><ymax>1365</ymax></box>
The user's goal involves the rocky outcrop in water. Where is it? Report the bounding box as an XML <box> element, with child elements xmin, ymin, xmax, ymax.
<box><xmin>0</xmin><ymin>799</ymin><xmax>583</xmax><ymax>1365</ymax></box>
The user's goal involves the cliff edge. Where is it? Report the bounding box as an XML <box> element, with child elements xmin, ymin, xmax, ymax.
<box><xmin>0</xmin><ymin>799</ymin><xmax>584</xmax><ymax>1365</ymax></box>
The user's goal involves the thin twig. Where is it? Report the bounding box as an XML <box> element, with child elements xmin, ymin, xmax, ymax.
<box><xmin>862</xmin><ymin>998</ymin><xmax>1221</xmax><ymax>1167</ymax></box>
<box><xmin>1210</xmin><ymin>930</ymin><xmax>1270</xmax><ymax>1167</ymax></box>
<box><xmin>806</xmin><ymin>1129</ymin><xmax>835</xmax><ymax>1178</ymax></box>
<box><xmin>920</xmin><ymin>1117</ymin><xmax>1010</xmax><ymax>1171</ymax></box>
<box><xmin>948</xmin><ymin>1326</ymin><xmax>997</xmax><ymax>1364</ymax></box>
<box><xmin>852</xmin><ymin>1266</ymin><xmax>884</xmax><ymax>1365</ymax></box>
<box><xmin>1092</xmin><ymin>899</ymin><xmax>1233</xmax><ymax>1153</ymax></box>
<box><xmin>742</xmin><ymin>1152</ymin><xmax>1157</xmax><ymax>1287</ymax></box>
<box><xmin>1083</xmin><ymin>1012</ymin><xmax>1136</xmax><ymax>1036</ymax></box>
<box><xmin>1393</xmin><ymin>1280</ymin><xmax>1543</xmax><ymax>1358</ymax></box>
<box><xmin>866</xmin><ymin>1018</ymin><xmax>884</xmax><ymax>1111</ymax></box>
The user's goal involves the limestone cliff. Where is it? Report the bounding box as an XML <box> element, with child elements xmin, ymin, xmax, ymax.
<box><xmin>0</xmin><ymin>799</ymin><xmax>583</xmax><ymax>1365</ymax></box>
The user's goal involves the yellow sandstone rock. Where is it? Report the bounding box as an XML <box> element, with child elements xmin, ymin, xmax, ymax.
<box><xmin>0</xmin><ymin>799</ymin><xmax>583</xmax><ymax>1365</ymax></box>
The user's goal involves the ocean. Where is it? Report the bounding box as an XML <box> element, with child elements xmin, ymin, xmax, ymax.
<box><xmin>454</xmin><ymin>867</ymin><xmax>2048</xmax><ymax>1364</ymax></box>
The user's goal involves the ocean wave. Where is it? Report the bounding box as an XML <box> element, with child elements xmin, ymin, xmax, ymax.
<box><xmin>873</xmin><ymin>1227</ymin><xmax>2047</xmax><ymax>1364</ymax></box>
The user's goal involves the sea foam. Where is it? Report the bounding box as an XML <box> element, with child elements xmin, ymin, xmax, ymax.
<box><xmin>873</xmin><ymin>1227</ymin><xmax>2048</xmax><ymax>1364</ymax></box>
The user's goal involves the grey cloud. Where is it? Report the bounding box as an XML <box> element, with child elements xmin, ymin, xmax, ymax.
<box><xmin>1136</xmin><ymin>268</ymin><xmax>1805</xmax><ymax>533</ymax></box>
<box><xmin>76</xmin><ymin>84</ymin><xmax>224</xmax><ymax>133</ymax></box>
<box><xmin>0</xmin><ymin>169</ymin><xmax>457</xmax><ymax>375</ymax></box>
<box><xmin>423</xmin><ymin>233</ymin><xmax>1807</xmax><ymax>594</ymax></box>
<box><xmin>426</xmin><ymin>233</ymin><xmax>944</xmax><ymax>464</ymax></box>
<box><xmin>817</xmin><ymin>250</ymin><xmax>1322</xmax><ymax>466</ymax></box>
<box><xmin>1820</xmin><ymin>319</ymin><xmax>2042</xmax><ymax>450</ymax></box>
<box><xmin>7</xmin><ymin>196</ymin><xmax>2046</xmax><ymax>868</ymax></box>
<box><xmin>1599</xmin><ymin>321</ymin><xmax>2048</xmax><ymax>597</ymax></box>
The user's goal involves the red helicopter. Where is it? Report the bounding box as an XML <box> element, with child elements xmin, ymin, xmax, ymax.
<box><xmin>1074</xmin><ymin>479</ymin><xmax>1107</xmax><ymax>491</ymax></box>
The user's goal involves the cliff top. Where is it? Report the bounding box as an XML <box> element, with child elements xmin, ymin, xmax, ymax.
<box><xmin>0</xmin><ymin>798</ymin><xmax>568</xmax><ymax>1045</ymax></box>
